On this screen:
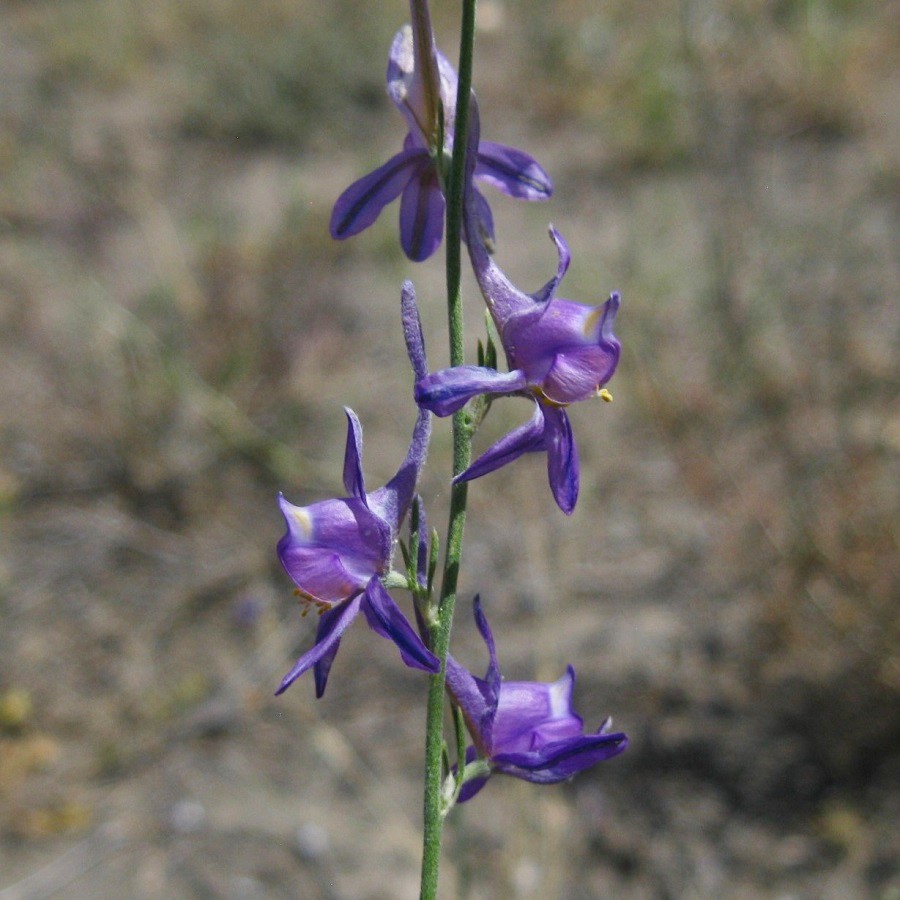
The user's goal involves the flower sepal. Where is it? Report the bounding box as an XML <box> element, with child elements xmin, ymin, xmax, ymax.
<box><xmin>382</xmin><ymin>569</ymin><xmax>414</xmax><ymax>592</ymax></box>
<box><xmin>458</xmin><ymin>756</ymin><xmax>492</xmax><ymax>796</ymax></box>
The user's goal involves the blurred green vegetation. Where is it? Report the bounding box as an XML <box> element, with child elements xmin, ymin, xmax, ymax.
<box><xmin>20</xmin><ymin>0</ymin><xmax>395</xmax><ymax>146</ymax></box>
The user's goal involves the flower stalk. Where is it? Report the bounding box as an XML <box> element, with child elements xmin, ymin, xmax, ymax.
<box><xmin>418</xmin><ymin>0</ymin><xmax>478</xmax><ymax>894</ymax></box>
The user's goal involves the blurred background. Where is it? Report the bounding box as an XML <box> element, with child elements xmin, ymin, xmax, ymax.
<box><xmin>0</xmin><ymin>0</ymin><xmax>897</xmax><ymax>896</ymax></box>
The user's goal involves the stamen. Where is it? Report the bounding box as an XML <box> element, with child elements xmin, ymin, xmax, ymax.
<box><xmin>598</xmin><ymin>388</ymin><xmax>613</xmax><ymax>403</ymax></box>
<box><xmin>532</xmin><ymin>386</ymin><xmax>568</xmax><ymax>408</ymax></box>
<box><xmin>293</xmin><ymin>587</ymin><xmax>333</xmax><ymax>617</ymax></box>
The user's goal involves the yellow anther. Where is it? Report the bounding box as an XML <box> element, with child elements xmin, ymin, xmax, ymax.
<box><xmin>598</xmin><ymin>388</ymin><xmax>613</xmax><ymax>403</ymax></box>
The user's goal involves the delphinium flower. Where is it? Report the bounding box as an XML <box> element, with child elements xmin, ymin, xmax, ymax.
<box><xmin>413</xmin><ymin>105</ymin><xmax>621</xmax><ymax>513</ymax></box>
<box><xmin>445</xmin><ymin>598</ymin><xmax>628</xmax><ymax>802</ymax></box>
<box><xmin>275</xmin><ymin>287</ymin><xmax>438</xmax><ymax>696</ymax></box>
<box><xmin>329</xmin><ymin>0</ymin><xmax>552</xmax><ymax>261</ymax></box>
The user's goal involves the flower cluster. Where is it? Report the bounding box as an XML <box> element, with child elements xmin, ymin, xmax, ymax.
<box><xmin>275</xmin><ymin>0</ymin><xmax>626</xmax><ymax>808</ymax></box>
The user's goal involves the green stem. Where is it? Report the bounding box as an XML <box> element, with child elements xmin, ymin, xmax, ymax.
<box><xmin>419</xmin><ymin>1</ymin><xmax>477</xmax><ymax>898</ymax></box>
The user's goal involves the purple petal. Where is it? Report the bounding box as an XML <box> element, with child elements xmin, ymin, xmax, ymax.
<box><xmin>471</xmin><ymin>596</ymin><xmax>501</xmax><ymax>748</ymax></box>
<box><xmin>454</xmin><ymin>401</ymin><xmax>546</xmax><ymax>484</ymax></box>
<box><xmin>445</xmin><ymin>655</ymin><xmax>492</xmax><ymax>737</ymax></box>
<box><xmin>311</xmin><ymin>605</ymin><xmax>357</xmax><ymax>698</ymax></box>
<box><xmin>366</xmin><ymin>289</ymin><xmax>432</xmax><ymax>530</ymax></box>
<box><xmin>462</xmin><ymin>107</ymin><xmax>544</xmax><ymax>329</ymax></box>
<box><xmin>446</xmin><ymin>602</ymin><xmax>501</xmax><ymax>734</ymax></box>
<box><xmin>415</xmin><ymin>365</ymin><xmax>527</xmax><ymax>416</ymax></box>
<box><xmin>507</xmin><ymin>292</ymin><xmax>619</xmax><ymax>400</ymax></box>
<box><xmin>468</xmin><ymin>187</ymin><xmax>496</xmax><ymax>252</ymax></box>
<box><xmin>463</xmin><ymin>105</ymin><xmax>502</xmax><ymax>265</ymax></box>
<box><xmin>472</xmin><ymin>596</ymin><xmax>501</xmax><ymax>698</ymax></box>
<box><xmin>277</xmin><ymin>540</ymin><xmax>362</xmax><ymax>604</ymax></box>
<box><xmin>276</xmin><ymin>494</ymin><xmax>388</xmax><ymax>602</ymax></box>
<box><xmin>598</xmin><ymin>291</ymin><xmax>621</xmax><ymax>369</ymax></box>
<box><xmin>539</xmin><ymin>292</ymin><xmax>619</xmax><ymax>393</ymax></box>
<box><xmin>543</xmin><ymin>406</ymin><xmax>579</xmax><ymax>515</ymax></box>
<box><xmin>386</xmin><ymin>25</ymin><xmax>429</xmax><ymax>145</ymax></box>
<box><xmin>275</xmin><ymin>595</ymin><xmax>363</xmax><ymax>696</ymax></box>
<box><xmin>514</xmin><ymin>297</ymin><xmax>599</xmax><ymax>360</ymax></box>
<box><xmin>457</xmin><ymin>745</ymin><xmax>490</xmax><ymax>803</ymax></box>
<box><xmin>490</xmin><ymin>667</ymin><xmax>582</xmax><ymax>753</ymax></box>
<box><xmin>330</xmin><ymin>147</ymin><xmax>427</xmax><ymax>240</ymax></box>
<box><xmin>386</xmin><ymin>20</ymin><xmax>453</xmax><ymax>151</ymax></box>
<box><xmin>401</xmin><ymin>281</ymin><xmax>428</xmax><ymax>381</ymax></box>
<box><xmin>531</xmin><ymin>226</ymin><xmax>571</xmax><ymax>304</ymax></box>
<box><xmin>386</xmin><ymin>26</ymin><xmax>414</xmax><ymax>103</ymax></box>
<box><xmin>342</xmin><ymin>408</ymin><xmax>366</xmax><ymax>500</ymax></box>
<box><xmin>457</xmin><ymin>775</ymin><xmax>490</xmax><ymax>803</ymax></box>
<box><xmin>446</xmin><ymin>678</ymin><xmax>495</xmax><ymax>756</ymax></box>
<box><xmin>464</xmin><ymin>94</ymin><xmax>482</xmax><ymax>185</ymax></box>
<box><xmin>445</xmin><ymin>602</ymin><xmax>499</xmax><ymax>752</ymax></box>
<box><xmin>492</xmin><ymin>730</ymin><xmax>629</xmax><ymax>783</ymax></box>
<box><xmin>475</xmin><ymin>141</ymin><xmax>553</xmax><ymax>201</ymax></box>
<box><xmin>430</xmin><ymin>45</ymin><xmax>461</xmax><ymax>151</ymax></box>
<box><xmin>400</xmin><ymin>166</ymin><xmax>445</xmax><ymax>261</ymax></box>
<box><xmin>368</xmin><ymin>403</ymin><xmax>431</xmax><ymax>534</ymax></box>
<box><xmin>360</xmin><ymin>577</ymin><xmax>440</xmax><ymax>673</ymax></box>
<box><xmin>542</xmin><ymin>345</ymin><xmax>615</xmax><ymax>404</ymax></box>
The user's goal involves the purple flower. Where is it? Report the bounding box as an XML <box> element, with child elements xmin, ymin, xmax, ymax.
<box><xmin>445</xmin><ymin>598</ymin><xmax>628</xmax><ymax>802</ymax></box>
<box><xmin>329</xmin><ymin>1</ymin><xmax>552</xmax><ymax>261</ymax></box>
<box><xmin>275</xmin><ymin>287</ymin><xmax>438</xmax><ymax>697</ymax></box>
<box><xmin>413</xmin><ymin>103</ymin><xmax>620</xmax><ymax>513</ymax></box>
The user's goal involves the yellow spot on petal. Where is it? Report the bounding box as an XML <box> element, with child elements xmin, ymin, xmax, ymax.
<box><xmin>583</xmin><ymin>307</ymin><xmax>603</xmax><ymax>337</ymax></box>
<box><xmin>290</xmin><ymin>507</ymin><xmax>313</xmax><ymax>538</ymax></box>
<box><xmin>599</xmin><ymin>388</ymin><xmax>613</xmax><ymax>403</ymax></box>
